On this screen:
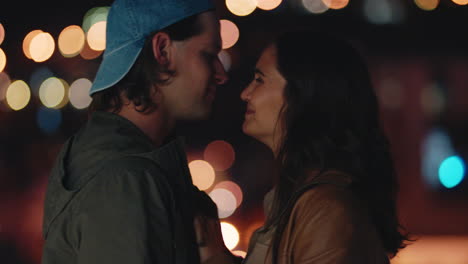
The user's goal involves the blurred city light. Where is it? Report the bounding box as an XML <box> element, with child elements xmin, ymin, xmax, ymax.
<box><xmin>6</xmin><ymin>80</ymin><xmax>31</xmax><ymax>111</ymax></box>
<box><xmin>0</xmin><ymin>48</ymin><xmax>6</xmax><ymax>73</ymax></box>
<box><xmin>58</xmin><ymin>25</ymin><xmax>85</xmax><ymax>58</ymax></box>
<box><xmin>209</xmin><ymin>188</ymin><xmax>237</xmax><ymax>218</ymax></box>
<box><xmin>29</xmin><ymin>66</ymin><xmax>54</xmax><ymax>96</ymax></box>
<box><xmin>29</xmin><ymin>32</ymin><xmax>55</xmax><ymax>62</ymax></box>
<box><xmin>322</xmin><ymin>0</ymin><xmax>349</xmax><ymax>9</ymax></box>
<box><xmin>80</xmin><ymin>40</ymin><xmax>103</xmax><ymax>60</ymax></box>
<box><xmin>220</xmin><ymin>20</ymin><xmax>240</xmax><ymax>50</ymax></box>
<box><xmin>421</xmin><ymin>82</ymin><xmax>446</xmax><ymax>117</ymax></box>
<box><xmin>220</xmin><ymin>222</ymin><xmax>240</xmax><ymax>250</ymax></box>
<box><xmin>226</xmin><ymin>0</ymin><xmax>257</xmax><ymax>16</ymax></box>
<box><xmin>232</xmin><ymin>250</ymin><xmax>247</xmax><ymax>257</ymax></box>
<box><xmin>218</xmin><ymin>50</ymin><xmax>232</xmax><ymax>72</ymax></box>
<box><xmin>422</xmin><ymin>128</ymin><xmax>456</xmax><ymax>189</ymax></box>
<box><xmin>37</xmin><ymin>106</ymin><xmax>62</xmax><ymax>134</ymax></box>
<box><xmin>364</xmin><ymin>0</ymin><xmax>405</xmax><ymax>24</ymax></box>
<box><xmin>87</xmin><ymin>21</ymin><xmax>106</xmax><ymax>51</ymax></box>
<box><xmin>257</xmin><ymin>0</ymin><xmax>282</xmax><ymax>10</ymax></box>
<box><xmin>82</xmin><ymin>7</ymin><xmax>110</xmax><ymax>33</ymax></box>
<box><xmin>439</xmin><ymin>156</ymin><xmax>465</xmax><ymax>189</ymax></box>
<box><xmin>39</xmin><ymin>77</ymin><xmax>68</xmax><ymax>109</ymax></box>
<box><xmin>69</xmin><ymin>78</ymin><xmax>92</xmax><ymax>109</ymax></box>
<box><xmin>23</xmin><ymin>30</ymin><xmax>43</xmax><ymax>59</ymax></box>
<box><xmin>0</xmin><ymin>23</ymin><xmax>4</xmax><ymax>45</ymax></box>
<box><xmin>302</xmin><ymin>0</ymin><xmax>329</xmax><ymax>14</ymax></box>
<box><xmin>204</xmin><ymin>140</ymin><xmax>236</xmax><ymax>171</ymax></box>
<box><xmin>189</xmin><ymin>160</ymin><xmax>216</xmax><ymax>190</ymax></box>
<box><xmin>0</xmin><ymin>72</ymin><xmax>11</xmax><ymax>102</ymax></box>
<box><xmin>451</xmin><ymin>0</ymin><xmax>468</xmax><ymax>5</ymax></box>
<box><xmin>414</xmin><ymin>0</ymin><xmax>439</xmax><ymax>11</ymax></box>
<box><xmin>214</xmin><ymin>181</ymin><xmax>243</xmax><ymax>208</ymax></box>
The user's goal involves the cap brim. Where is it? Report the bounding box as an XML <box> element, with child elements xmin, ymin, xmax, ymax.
<box><xmin>89</xmin><ymin>38</ymin><xmax>145</xmax><ymax>95</ymax></box>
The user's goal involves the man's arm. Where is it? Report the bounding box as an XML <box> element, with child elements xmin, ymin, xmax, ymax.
<box><xmin>77</xmin><ymin>159</ymin><xmax>173</xmax><ymax>264</ymax></box>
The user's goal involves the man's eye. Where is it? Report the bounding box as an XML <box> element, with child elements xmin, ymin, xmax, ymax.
<box><xmin>254</xmin><ymin>76</ymin><xmax>264</xmax><ymax>83</ymax></box>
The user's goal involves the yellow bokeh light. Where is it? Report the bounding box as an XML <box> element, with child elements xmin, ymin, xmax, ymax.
<box><xmin>0</xmin><ymin>48</ymin><xmax>6</xmax><ymax>73</ymax></box>
<box><xmin>30</xmin><ymin>32</ymin><xmax>55</xmax><ymax>62</ymax></box>
<box><xmin>204</xmin><ymin>140</ymin><xmax>236</xmax><ymax>171</ymax></box>
<box><xmin>302</xmin><ymin>0</ymin><xmax>329</xmax><ymax>14</ymax></box>
<box><xmin>220</xmin><ymin>20</ymin><xmax>240</xmax><ymax>50</ymax></box>
<box><xmin>415</xmin><ymin>0</ymin><xmax>439</xmax><ymax>10</ymax></box>
<box><xmin>58</xmin><ymin>25</ymin><xmax>86</xmax><ymax>58</ymax></box>
<box><xmin>214</xmin><ymin>181</ymin><xmax>243</xmax><ymax>208</ymax></box>
<box><xmin>322</xmin><ymin>0</ymin><xmax>349</xmax><ymax>9</ymax></box>
<box><xmin>451</xmin><ymin>0</ymin><xmax>468</xmax><ymax>5</ymax></box>
<box><xmin>87</xmin><ymin>21</ymin><xmax>106</xmax><ymax>51</ymax></box>
<box><xmin>23</xmin><ymin>30</ymin><xmax>43</xmax><ymax>59</ymax></box>
<box><xmin>39</xmin><ymin>77</ymin><xmax>67</xmax><ymax>108</ymax></box>
<box><xmin>226</xmin><ymin>0</ymin><xmax>257</xmax><ymax>16</ymax></box>
<box><xmin>82</xmin><ymin>6</ymin><xmax>110</xmax><ymax>33</ymax></box>
<box><xmin>0</xmin><ymin>23</ymin><xmax>5</xmax><ymax>45</ymax></box>
<box><xmin>209</xmin><ymin>188</ymin><xmax>237</xmax><ymax>218</ymax></box>
<box><xmin>189</xmin><ymin>160</ymin><xmax>216</xmax><ymax>190</ymax></box>
<box><xmin>69</xmin><ymin>78</ymin><xmax>93</xmax><ymax>109</ymax></box>
<box><xmin>257</xmin><ymin>0</ymin><xmax>282</xmax><ymax>10</ymax></box>
<box><xmin>221</xmin><ymin>222</ymin><xmax>240</xmax><ymax>250</ymax></box>
<box><xmin>6</xmin><ymin>80</ymin><xmax>31</xmax><ymax>111</ymax></box>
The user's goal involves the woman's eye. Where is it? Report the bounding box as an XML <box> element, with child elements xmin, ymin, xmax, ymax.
<box><xmin>254</xmin><ymin>76</ymin><xmax>264</xmax><ymax>83</ymax></box>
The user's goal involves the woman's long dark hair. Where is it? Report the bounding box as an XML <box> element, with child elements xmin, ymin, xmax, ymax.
<box><xmin>262</xmin><ymin>31</ymin><xmax>410</xmax><ymax>263</ymax></box>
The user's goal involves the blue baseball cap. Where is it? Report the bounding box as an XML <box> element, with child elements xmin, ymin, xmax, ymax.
<box><xmin>89</xmin><ymin>0</ymin><xmax>215</xmax><ymax>95</ymax></box>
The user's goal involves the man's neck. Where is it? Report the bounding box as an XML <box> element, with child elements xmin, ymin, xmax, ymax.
<box><xmin>116</xmin><ymin>105</ymin><xmax>175</xmax><ymax>147</ymax></box>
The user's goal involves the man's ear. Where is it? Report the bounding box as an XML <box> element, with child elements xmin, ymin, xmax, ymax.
<box><xmin>151</xmin><ymin>32</ymin><xmax>175</xmax><ymax>69</ymax></box>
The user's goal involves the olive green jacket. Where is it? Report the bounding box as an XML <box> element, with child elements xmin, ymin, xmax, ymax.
<box><xmin>41</xmin><ymin>111</ymin><xmax>203</xmax><ymax>264</ymax></box>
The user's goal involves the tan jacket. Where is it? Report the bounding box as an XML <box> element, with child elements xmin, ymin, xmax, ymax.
<box><xmin>244</xmin><ymin>171</ymin><xmax>390</xmax><ymax>264</ymax></box>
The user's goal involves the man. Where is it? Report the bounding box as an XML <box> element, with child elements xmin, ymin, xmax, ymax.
<box><xmin>41</xmin><ymin>0</ymin><xmax>239</xmax><ymax>263</ymax></box>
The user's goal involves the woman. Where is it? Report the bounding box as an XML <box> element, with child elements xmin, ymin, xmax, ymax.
<box><xmin>196</xmin><ymin>30</ymin><xmax>410</xmax><ymax>264</ymax></box>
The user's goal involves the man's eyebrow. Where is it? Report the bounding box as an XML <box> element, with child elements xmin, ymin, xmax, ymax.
<box><xmin>254</xmin><ymin>68</ymin><xmax>265</xmax><ymax>76</ymax></box>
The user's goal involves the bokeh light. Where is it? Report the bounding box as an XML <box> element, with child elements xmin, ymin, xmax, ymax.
<box><xmin>39</xmin><ymin>77</ymin><xmax>67</xmax><ymax>108</ymax></box>
<box><xmin>257</xmin><ymin>0</ymin><xmax>282</xmax><ymax>10</ymax></box>
<box><xmin>439</xmin><ymin>156</ymin><xmax>465</xmax><ymax>189</ymax></box>
<box><xmin>221</xmin><ymin>222</ymin><xmax>240</xmax><ymax>250</ymax></box>
<box><xmin>232</xmin><ymin>250</ymin><xmax>247</xmax><ymax>257</ymax></box>
<box><xmin>23</xmin><ymin>30</ymin><xmax>43</xmax><ymax>59</ymax></box>
<box><xmin>204</xmin><ymin>140</ymin><xmax>236</xmax><ymax>171</ymax></box>
<box><xmin>29</xmin><ymin>32</ymin><xmax>55</xmax><ymax>62</ymax></box>
<box><xmin>69</xmin><ymin>78</ymin><xmax>93</xmax><ymax>109</ymax></box>
<box><xmin>80</xmin><ymin>40</ymin><xmax>103</xmax><ymax>60</ymax></box>
<box><xmin>421</xmin><ymin>83</ymin><xmax>446</xmax><ymax>117</ymax></box>
<box><xmin>422</xmin><ymin>128</ymin><xmax>456</xmax><ymax>189</ymax></box>
<box><xmin>58</xmin><ymin>25</ymin><xmax>85</xmax><ymax>58</ymax></box>
<box><xmin>415</xmin><ymin>0</ymin><xmax>439</xmax><ymax>11</ymax></box>
<box><xmin>218</xmin><ymin>50</ymin><xmax>232</xmax><ymax>72</ymax></box>
<box><xmin>220</xmin><ymin>20</ymin><xmax>240</xmax><ymax>50</ymax></box>
<box><xmin>226</xmin><ymin>0</ymin><xmax>257</xmax><ymax>16</ymax></box>
<box><xmin>214</xmin><ymin>181</ymin><xmax>243</xmax><ymax>208</ymax></box>
<box><xmin>37</xmin><ymin>107</ymin><xmax>62</xmax><ymax>134</ymax></box>
<box><xmin>0</xmin><ymin>48</ymin><xmax>6</xmax><ymax>73</ymax></box>
<box><xmin>29</xmin><ymin>67</ymin><xmax>54</xmax><ymax>96</ymax></box>
<box><xmin>0</xmin><ymin>23</ymin><xmax>4</xmax><ymax>45</ymax></box>
<box><xmin>82</xmin><ymin>6</ymin><xmax>110</xmax><ymax>33</ymax></box>
<box><xmin>87</xmin><ymin>21</ymin><xmax>106</xmax><ymax>51</ymax></box>
<box><xmin>451</xmin><ymin>0</ymin><xmax>468</xmax><ymax>5</ymax></box>
<box><xmin>209</xmin><ymin>188</ymin><xmax>237</xmax><ymax>218</ymax></box>
<box><xmin>0</xmin><ymin>72</ymin><xmax>11</xmax><ymax>102</ymax></box>
<box><xmin>322</xmin><ymin>0</ymin><xmax>349</xmax><ymax>9</ymax></box>
<box><xmin>364</xmin><ymin>0</ymin><xmax>405</xmax><ymax>25</ymax></box>
<box><xmin>302</xmin><ymin>0</ymin><xmax>329</xmax><ymax>14</ymax></box>
<box><xmin>189</xmin><ymin>160</ymin><xmax>216</xmax><ymax>190</ymax></box>
<box><xmin>6</xmin><ymin>80</ymin><xmax>31</xmax><ymax>111</ymax></box>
